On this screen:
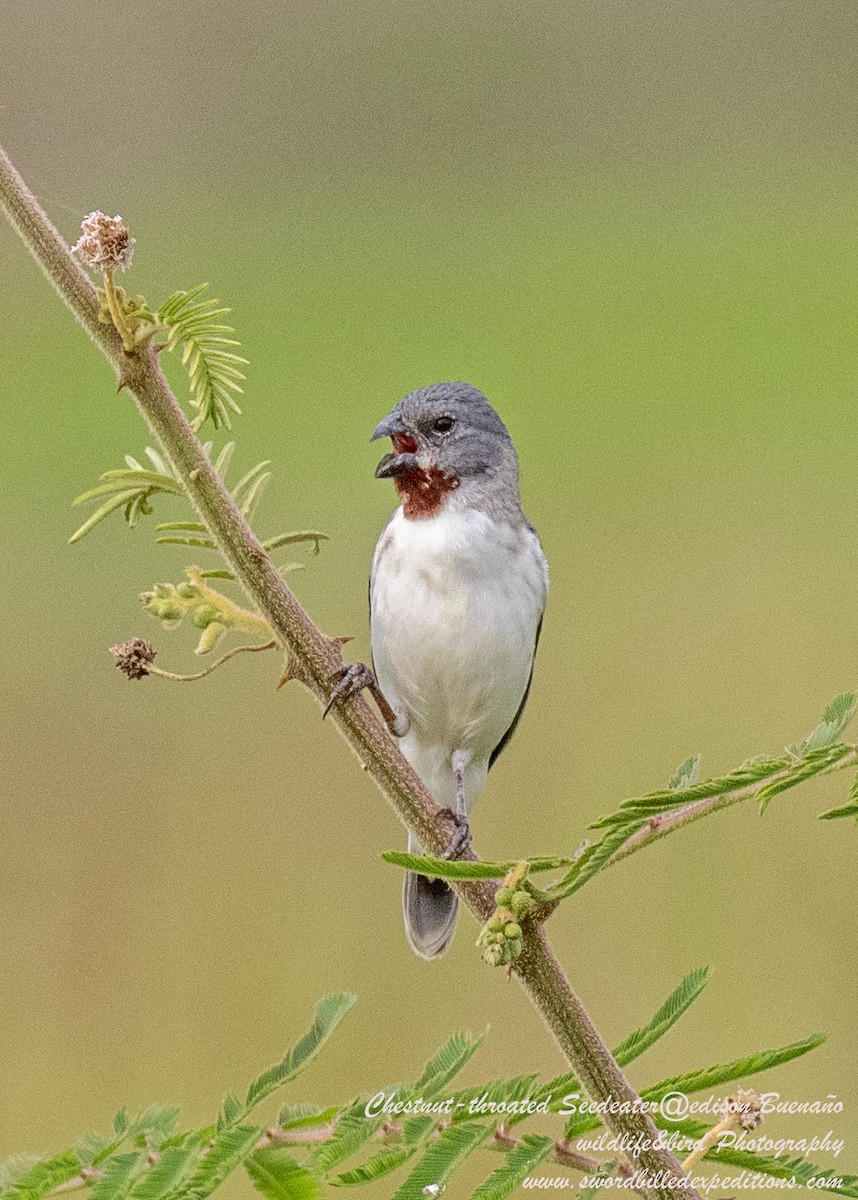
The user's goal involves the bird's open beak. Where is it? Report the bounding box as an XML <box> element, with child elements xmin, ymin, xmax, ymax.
<box><xmin>371</xmin><ymin>411</ymin><xmax>419</xmax><ymax>478</ymax></box>
<box><xmin>371</xmin><ymin>411</ymin><xmax>406</xmax><ymax>442</ymax></box>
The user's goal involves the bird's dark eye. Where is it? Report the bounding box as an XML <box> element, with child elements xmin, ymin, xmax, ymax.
<box><xmin>433</xmin><ymin>415</ymin><xmax>455</xmax><ymax>434</ymax></box>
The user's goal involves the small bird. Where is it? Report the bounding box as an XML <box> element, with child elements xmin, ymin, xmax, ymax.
<box><xmin>327</xmin><ymin>382</ymin><xmax>548</xmax><ymax>959</ymax></box>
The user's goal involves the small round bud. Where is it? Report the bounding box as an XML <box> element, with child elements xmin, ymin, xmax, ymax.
<box><xmin>193</xmin><ymin>604</ymin><xmax>217</xmax><ymax>629</ymax></box>
<box><xmin>504</xmin><ymin>922</ymin><xmax>522</xmax><ymax>940</ymax></box>
<box><xmin>487</xmin><ymin>917</ymin><xmax>503</xmax><ymax>933</ymax></box>
<box><xmin>484</xmin><ymin>943</ymin><xmax>502</xmax><ymax>968</ymax></box>
<box><xmin>507</xmin><ymin>938</ymin><xmax>522</xmax><ymax>960</ymax></box>
<box><xmin>177</xmin><ymin>582</ymin><xmax>200</xmax><ymax>599</ymax></box>
<box><xmin>511</xmin><ymin>890</ymin><xmax>533</xmax><ymax>918</ymax></box>
<box><xmin>495</xmin><ymin>887</ymin><xmax>513</xmax><ymax>907</ymax></box>
<box><xmin>155</xmin><ymin>602</ymin><xmax>183</xmax><ymax>622</ymax></box>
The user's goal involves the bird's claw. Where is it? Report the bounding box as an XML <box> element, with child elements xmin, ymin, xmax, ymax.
<box><xmin>441</xmin><ymin>811</ymin><xmax>472</xmax><ymax>860</ymax></box>
<box><xmin>323</xmin><ymin>661</ymin><xmax>375</xmax><ymax>719</ymax></box>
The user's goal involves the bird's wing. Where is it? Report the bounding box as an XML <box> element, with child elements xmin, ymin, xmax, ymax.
<box><xmin>488</xmin><ymin>613</ymin><xmax>543</xmax><ymax>770</ymax></box>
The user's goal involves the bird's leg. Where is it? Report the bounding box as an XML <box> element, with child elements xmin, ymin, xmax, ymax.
<box><xmin>442</xmin><ymin>750</ymin><xmax>473</xmax><ymax>859</ymax></box>
<box><xmin>323</xmin><ymin>662</ymin><xmax>409</xmax><ymax>737</ymax></box>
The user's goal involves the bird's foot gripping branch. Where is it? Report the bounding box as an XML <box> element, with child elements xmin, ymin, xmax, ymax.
<box><xmin>1</xmin><ymin>144</ymin><xmax>856</xmax><ymax>1200</ymax></box>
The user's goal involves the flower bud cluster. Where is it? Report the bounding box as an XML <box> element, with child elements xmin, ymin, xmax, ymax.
<box><xmin>141</xmin><ymin>577</ymin><xmax>227</xmax><ymax>654</ymax></box>
<box><xmin>477</xmin><ymin>885</ymin><xmax>532</xmax><ymax>966</ymax></box>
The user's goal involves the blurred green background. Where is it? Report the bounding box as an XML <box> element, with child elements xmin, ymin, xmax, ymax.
<box><xmin>1</xmin><ymin>0</ymin><xmax>857</xmax><ymax>1190</ymax></box>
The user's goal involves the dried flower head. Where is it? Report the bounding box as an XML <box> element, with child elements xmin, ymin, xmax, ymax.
<box><xmin>72</xmin><ymin>211</ymin><xmax>135</xmax><ymax>272</ymax></box>
<box><xmin>110</xmin><ymin>637</ymin><xmax>155</xmax><ymax>680</ymax></box>
<box><xmin>720</xmin><ymin>1088</ymin><xmax>764</xmax><ymax>1131</ymax></box>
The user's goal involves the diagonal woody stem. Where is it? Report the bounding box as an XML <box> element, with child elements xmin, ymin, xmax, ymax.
<box><xmin>0</xmin><ymin>140</ymin><xmax>702</xmax><ymax>1200</ymax></box>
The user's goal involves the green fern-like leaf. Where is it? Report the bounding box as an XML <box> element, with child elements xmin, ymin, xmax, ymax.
<box><xmin>128</xmin><ymin>1141</ymin><xmax>204</xmax><ymax>1200</ymax></box>
<box><xmin>304</xmin><ymin>1104</ymin><xmax>383</xmax><ymax>1175</ymax></box>
<box><xmin>328</xmin><ymin>1145</ymin><xmax>420</xmax><ymax>1188</ymax></box>
<box><xmin>71</xmin><ymin>439</ymin><xmax>329</xmax><ymax>563</ymax></box>
<box><xmin>412</xmin><ymin>1030</ymin><xmax>484</xmax><ymax>1097</ymax></box>
<box><xmin>158</xmin><ymin>285</ymin><xmax>248</xmax><ymax>431</ymax></box>
<box><xmin>217</xmin><ymin>1095</ymin><xmax>243</xmax><ymax>1131</ymax></box>
<box><xmin>0</xmin><ymin>1158</ymin><xmax>42</xmax><ymax>1196</ymax></box>
<box><xmin>641</xmin><ymin>1033</ymin><xmax>825</xmax><ymax>1100</ymax></box>
<box><xmin>390</xmin><ymin>1123</ymin><xmax>489</xmax><ymax>1200</ymax></box>
<box><xmin>669</xmin><ymin>754</ymin><xmax>701</xmax><ymax>790</ymax></box>
<box><xmin>70</xmin><ymin>448</ymin><xmax>183</xmax><ymax>543</ymax></box>
<box><xmin>613</xmin><ymin>967</ymin><xmax>709</xmax><ymax>1068</ymax></box>
<box><xmin>180</xmin><ymin>1127</ymin><xmax>260</xmax><ymax>1200</ymax></box>
<box><xmin>786</xmin><ymin>693</ymin><xmax>857</xmax><ymax>759</ymax></box>
<box><xmin>277</xmin><ymin>1104</ymin><xmax>338</xmax><ymax>1131</ymax></box>
<box><xmin>380</xmin><ymin>852</ymin><xmax>572</xmax><ymax>880</ymax></box>
<box><xmin>328</xmin><ymin>1118</ymin><xmax>433</xmax><ymax>1188</ymax></box>
<box><xmin>244</xmin><ymin>1150</ymin><xmax>321</xmax><ymax>1200</ymax></box>
<box><xmin>241</xmin><ymin>994</ymin><xmax>356</xmax><ymax>1116</ymax></box>
<box><xmin>87</xmin><ymin>1154</ymin><xmax>143</xmax><ymax>1200</ymax></box>
<box><xmin>3</xmin><ymin>1152</ymin><xmax>81</xmax><ymax>1200</ymax></box>
<box><xmin>470</xmin><ymin>1135</ymin><xmax>556</xmax><ymax>1200</ymax></box>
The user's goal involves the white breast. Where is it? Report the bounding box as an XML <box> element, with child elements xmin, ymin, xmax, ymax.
<box><xmin>370</xmin><ymin>505</ymin><xmax>547</xmax><ymax>810</ymax></box>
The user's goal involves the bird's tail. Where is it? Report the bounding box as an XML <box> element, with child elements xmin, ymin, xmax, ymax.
<box><xmin>402</xmin><ymin>828</ymin><xmax>457</xmax><ymax>959</ymax></box>
<box><xmin>403</xmin><ymin>870</ymin><xmax>458</xmax><ymax>960</ymax></box>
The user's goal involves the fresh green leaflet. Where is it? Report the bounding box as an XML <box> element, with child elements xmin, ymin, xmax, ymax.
<box><xmin>128</xmin><ymin>1143</ymin><xmax>203</xmax><ymax>1200</ymax></box>
<box><xmin>277</xmin><ymin>1106</ymin><xmax>339</xmax><ymax>1132</ymax></box>
<box><xmin>412</xmin><ymin>1030</ymin><xmax>484</xmax><ymax>1097</ymax></box>
<box><xmin>390</xmin><ymin>1123</ymin><xmax>489</xmax><ymax>1200</ymax></box>
<box><xmin>158</xmin><ymin>284</ymin><xmax>248</xmax><ymax>432</ymax></box>
<box><xmin>304</xmin><ymin>1105</ymin><xmax>383</xmax><ymax>1176</ymax></box>
<box><xmin>245</xmin><ymin>1150</ymin><xmax>321</xmax><ymax>1200</ymax></box>
<box><xmin>379</xmin><ymin>852</ymin><xmax>573</xmax><ymax>879</ymax></box>
<box><xmin>381</xmin><ymin>699</ymin><xmax>856</xmax><ymax>910</ymax></box>
<box><xmin>87</xmin><ymin>1154</ymin><xmax>142</xmax><ymax>1200</ymax></box>
<box><xmin>328</xmin><ymin>1119</ymin><xmax>433</xmax><ymax>1187</ymax></box>
<box><xmin>2</xmin><ymin>995</ymin><xmax>853</xmax><ymax>1200</ymax></box>
<box><xmin>469</xmin><ymin>1135</ymin><xmax>555</xmax><ymax>1200</ymax></box>
<box><xmin>669</xmin><ymin>754</ymin><xmax>701</xmax><ymax>791</ymax></box>
<box><xmin>70</xmin><ymin>447</ymin><xmax>183</xmax><ymax>543</ymax></box>
<box><xmin>613</xmin><ymin>967</ymin><xmax>709</xmax><ymax>1068</ymax></box>
<box><xmin>220</xmin><ymin>993</ymin><xmax>356</xmax><ymax>1129</ymax></box>
<box><xmin>180</xmin><ymin>1127</ymin><xmax>260</xmax><ymax>1200</ymax></box>
<box><xmin>70</xmin><ymin>440</ymin><xmax>328</xmax><ymax>563</ymax></box>
<box><xmin>640</xmin><ymin>1034</ymin><xmax>825</xmax><ymax>1101</ymax></box>
<box><xmin>4</xmin><ymin>1151</ymin><xmax>81</xmax><ymax>1200</ymax></box>
<box><xmin>785</xmin><ymin>693</ymin><xmax>857</xmax><ymax>759</ymax></box>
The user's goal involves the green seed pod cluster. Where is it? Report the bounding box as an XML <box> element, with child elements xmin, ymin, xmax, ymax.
<box><xmin>477</xmin><ymin>909</ymin><xmax>524</xmax><ymax>967</ymax></box>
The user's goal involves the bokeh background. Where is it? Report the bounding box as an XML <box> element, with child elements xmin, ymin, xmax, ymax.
<box><xmin>1</xmin><ymin>0</ymin><xmax>857</xmax><ymax>1193</ymax></box>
